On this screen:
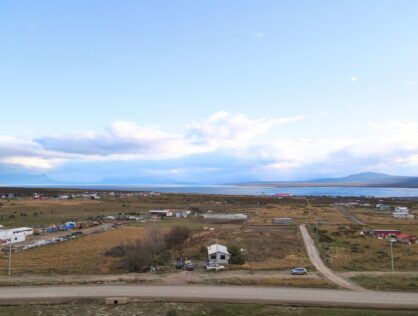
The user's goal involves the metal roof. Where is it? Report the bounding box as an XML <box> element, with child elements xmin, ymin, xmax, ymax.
<box><xmin>207</xmin><ymin>244</ymin><xmax>230</xmax><ymax>255</ymax></box>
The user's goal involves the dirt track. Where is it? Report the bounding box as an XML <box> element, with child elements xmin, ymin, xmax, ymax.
<box><xmin>299</xmin><ymin>224</ymin><xmax>365</xmax><ymax>291</ymax></box>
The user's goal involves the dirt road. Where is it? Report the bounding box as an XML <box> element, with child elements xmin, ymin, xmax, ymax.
<box><xmin>299</xmin><ymin>224</ymin><xmax>364</xmax><ymax>291</ymax></box>
<box><xmin>0</xmin><ymin>269</ymin><xmax>322</xmax><ymax>286</ymax></box>
<box><xmin>337</xmin><ymin>206</ymin><xmax>366</xmax><ymax>225</ymax></box>
<box><xmin>0</xmin><ymin>284</ymin><xmax>417</xmax><ymax>309</ymax></box>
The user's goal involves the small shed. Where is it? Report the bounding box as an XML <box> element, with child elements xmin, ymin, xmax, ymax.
<box><xmin>207</xmin><ymin>244</ymin><xmax>230</xmax><ymax>264</ymax></box>
<box><xmin>149</xmin><ymin>210</ymin><xmax>173</xmax><ymax>218</ymax></box>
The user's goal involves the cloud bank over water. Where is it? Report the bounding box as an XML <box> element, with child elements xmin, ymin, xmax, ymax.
<box><xmin>1</xmin><ymin>112</ymin><xmax>418</xmax><ymax>183</ymax></box>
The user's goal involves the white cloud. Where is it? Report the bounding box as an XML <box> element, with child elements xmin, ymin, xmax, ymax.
<box><xmin>0</xmin><ymin>112</ymin><xmax>306</xmax><ymax>170</ymax></box>
<box><xmin>186</xmin><ymin>111</ymin><xmax>307</xmax><ymax>151</ymax></box>
<box><xmin>3</xmin><ymin>113</ymin><xmax>418</xmax><ymax>179</ymax></box>
<box><xmin>254</xmin><ymin>31</ymin><xmax>265</xmax><ymax>38</ymax></box>
<box><xmin>351</xmin><ymin>76</ymin><xmax>359</xmax><ymax>82</ymax></box>
<box><xmin>405</xmin><ymin>80</ymin><xmax>416</xmax><ymax>86</ymax></box>
<box><xmin>0</xmin><ymin>157</ymin><xmax>63</xmax><ymax>170</ymax></box>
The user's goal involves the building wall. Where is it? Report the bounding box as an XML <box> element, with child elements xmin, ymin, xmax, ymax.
<box><xmin>208</xmin><ymin>252</ymin><xmax>230</xmax><ymax>264</ymax></box>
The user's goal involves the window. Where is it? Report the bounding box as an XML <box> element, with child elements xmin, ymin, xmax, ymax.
<box><xmin>220</xmin><ymin>255</ymin><xmax>225</xmax><ymax>260</ymax></box>
<box><xmin>211</xmin><ymin>255</ymin><xmax>216</xmax><ymax>260</ymax></box>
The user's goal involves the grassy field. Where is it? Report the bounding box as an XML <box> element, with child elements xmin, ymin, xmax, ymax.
<box><xmin>1</xmin><ymin>193</ymin><xmax>418</xmax><ymax>282</ymax></box>
<box><xmin>0</xmin><ymin>226</ymin><xmax>145</xmax><ymax>275</ymax></box>
<box><xmin>0</xmin><ymin>302</ymin><xmax>417</xmax><ymax>316</ymax></box>
<box><xmin>312</xmin><ymin>224</ymin><xmax>418</xmax><ymax>271</ymax></box>
<box><xmin>351</xmin><ymin>275</ymin><xmax>418</xmax><ymax>291</ymax></box>
<box><xmin>177</xmin><ymin>224</ymin><xmax>310</xmax><ymax>270</ymax></box>
<box><xmin>0</xmin><ymin>220</ymin><xmax>310</xmax><ymax>274</ymax></box>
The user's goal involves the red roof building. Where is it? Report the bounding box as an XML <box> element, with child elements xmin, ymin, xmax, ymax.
<box><xmin>370</xmin><ymin>229</ymin><xmax>401</xmax><ymax>238</ymax></box>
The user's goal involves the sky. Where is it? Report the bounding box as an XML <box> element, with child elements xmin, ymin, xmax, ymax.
<box><xmin>1</xmin><ymin>1</ymin><xmax>418</xmax><ymax>183</ymax></box>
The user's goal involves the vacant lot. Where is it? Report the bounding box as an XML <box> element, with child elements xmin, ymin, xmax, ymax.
<box><xmin>313</xmin><ymin>224</ymin><xmax>418</xmax><ymax>271</ymax></box>
<box><xmin>176</xmin><ymin>224</ymin><xmax>310</xmax><ymax>271</ymax></box>
<box><xmin>0</xmin><ymin>227</ymin><xmax>145</xmax><ymax>275</ymax></box>
<box><xmin>351</xmin><ymin>275</ymin><xmax>418</xmax><ymax>291</ymax></box>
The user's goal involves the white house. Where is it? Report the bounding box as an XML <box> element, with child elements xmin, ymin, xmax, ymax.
<box><xmin>207</xmin><ymin>244</ymin><xmax>230</xmax><ymax>264</ymax></box>
<box><xmin>393</xmin><ymin>207</ymin><xmax>414</xmax><ymax>219</ymax></box>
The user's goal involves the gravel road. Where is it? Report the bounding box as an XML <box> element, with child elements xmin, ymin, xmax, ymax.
<box><xmin>299</xmin><ymin>224</ymin><xmax>364</xmax><ymax>291</ymax></box>
<box><xmin>0</xmin><ymin>284</ymin><xmax>417</xmax><ymax>309</ymax></box>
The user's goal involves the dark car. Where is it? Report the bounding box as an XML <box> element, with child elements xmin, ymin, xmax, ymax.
<box><xmin>175</xmin><ymin>260</ymin><xmax>184</xmax><ymax>269</ymax></box>
<box><xmin>185</xmin><ymin>262</ymin><xmax>194</xmax><ymax>271</ymax></box>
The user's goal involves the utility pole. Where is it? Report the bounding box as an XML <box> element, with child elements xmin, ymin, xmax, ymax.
<box><xmin>390</xmin><ymin>239</ymin><xmax>395</xmax><ymax>272</ymax></box>
<box><xmin>8</xmin><ymin>239</ymin><xmax>12</xmax><ymax>276</ymax></box>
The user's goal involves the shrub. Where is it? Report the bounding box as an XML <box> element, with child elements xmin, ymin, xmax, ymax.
<box><xmin>105</xmin><ymin>226</ymin><xmax>190</xmax><ymax>272</ymax></box>
<box><xmin>228</xmin><ymin>244</ymin><xmax>245</xmax><ymax>265</ymax></box>
<box><xmin>165</xmin><ymin>226</ymin><xmax>190</xmax><ymax>248</ymax></box>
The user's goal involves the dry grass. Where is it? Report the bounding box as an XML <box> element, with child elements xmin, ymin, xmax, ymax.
<box><xmin>347</xmin><ymin>207</ymin><xmax>418</xmax><ymax>226</ymax></box>
<box><xmin>178</xmin><ymin>225</ymin><xmax>310</xmax><ymax>270</ymax></box>
<box><xmin>351</xmin><ymin>275</ymin><xmax>418</xmax><ymax>291</ymax></box>
<box><xmin>313</xmin><ymin>224</ymin><xmax>418</xmax><ymax>271</ymax></box>
<box><xmin>0</xmin><ymin>227</ymin><xmax>145</xmax><ymax>275</ymax></box>
<box><xmin>191</xmin><ymin>276</ymin><xmax>335</xmax><ymax>288</ymax></box>
<box><xmin>248</xmin><ymin>203</ymin><xmax>352</xmax><ymax>226</ymax></box>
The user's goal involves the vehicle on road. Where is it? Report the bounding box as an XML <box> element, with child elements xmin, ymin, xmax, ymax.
<box><xmin>291</xmin><ymin>267</ymin><xmax>307</xmax><ymax>275</ymax></box>
<box><xmin>206</xmin><ymin>262</ymin><xmax>225</xmax><ymax>271</ymax></box>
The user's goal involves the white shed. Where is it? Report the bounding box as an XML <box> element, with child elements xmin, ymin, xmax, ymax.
<box><xmin>207</xmin><ymin>244</ymin><xmax>230</xmax><ymax>264</ymax></box>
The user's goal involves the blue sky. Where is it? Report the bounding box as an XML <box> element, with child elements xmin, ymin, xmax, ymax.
<box><xmin>1</xmin><ymin>1</ymin><xmax>418</xmax><ymax>183</ymax></box>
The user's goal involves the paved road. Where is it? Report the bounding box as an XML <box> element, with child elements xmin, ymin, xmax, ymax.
<box><xmin>299</xmin><ymin>224</ymin><xmax>364</xmax><ymax>291</ymax></box>
<box><xmin>0</xmin><ymin>285</ymin><xmax>417</xmax><ymax>309</ymax></box>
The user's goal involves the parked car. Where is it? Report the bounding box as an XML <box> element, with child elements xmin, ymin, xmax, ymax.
<box><xmin>206</xmin><ymin>262</ymin><xmax>225</xmax><ymax>271</ymax></box>
<box><xmin>291</xmin><ymin>267</ymin><xmax>307</xmax><ymax>275</ymax></box>
<box><xmin>175</xmin><ymin>260</ymin><xmax>184</xmax><ymax>269</ymax></box>
<box><xmin>185</xmin><ymin>262</ymin><xmax>194</xmax><ymax>271</ymax></box>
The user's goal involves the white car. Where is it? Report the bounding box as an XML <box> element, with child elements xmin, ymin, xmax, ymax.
<box><xmin>206</xmin><ymin>262</ymin><xmax>225</xmax><ymax>271</ymax></box>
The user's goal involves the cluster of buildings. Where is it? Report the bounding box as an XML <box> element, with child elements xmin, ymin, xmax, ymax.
<box><xmin>368</xmin><ymin>229</ymin><xmax>417</xmax><ymax>244</ymax></box>
<box><xmin>0</xmin><ymin>193</ymin><xmax>15</xmax><ymax>199</ymax></box>
<box><xmin>376</xmin><ymin>205</ymin><xmax>415</xmax><ymax>219</ymax></box>
<box><xmin>392</xmin><ymin>207</ymin><xmax>414</xmax><ymax>219</ymax></box>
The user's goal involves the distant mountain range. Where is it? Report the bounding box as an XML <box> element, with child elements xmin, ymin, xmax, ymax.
<box><xmin>236</xmin><ymin>172</ymin><xmax>418</xmax><ymax>188</ymax></box>
<box><xmin>2</xmin><ymin>171</ymin><xmax>418</xmax><ymax>188</ymax></box>
<box><xmin>0</xmin><ymin>173</ymin><xmax>187</xmax><ymax>186</ymax></box>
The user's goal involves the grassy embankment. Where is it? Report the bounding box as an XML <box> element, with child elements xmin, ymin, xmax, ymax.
<box><xmin>1</xmin><ymin>302</ymin><xmax>418</xmax><ymax>316</ymax></box>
